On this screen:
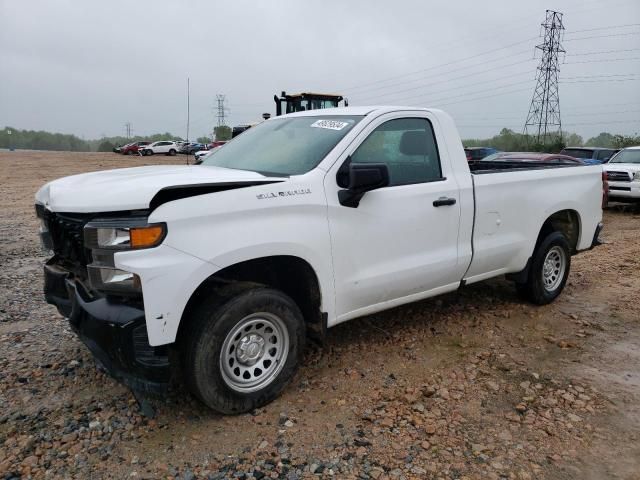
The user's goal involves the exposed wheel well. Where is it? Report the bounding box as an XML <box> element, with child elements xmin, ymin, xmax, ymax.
<box><xmin>537</xmin><ymin>209</ymin><xmax>581</xmax><ymax>253</ymax></box>
<box><xmin>177</xmin><ymin>256</ymin><xmax>325</xmax><ymax>345</ymax></box>
<box><xmin>507</xmin><ymin>209</ymin><xmax>580</xmax><ymax>284</ymax></box>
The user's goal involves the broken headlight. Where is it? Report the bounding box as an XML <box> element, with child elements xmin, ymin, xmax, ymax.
<box><xmin>84</xmin><ymin>219</ymin><xmax>166</xmax><ymax>294</ymax></box>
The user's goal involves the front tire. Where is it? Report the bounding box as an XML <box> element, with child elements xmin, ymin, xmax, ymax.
<box><xmin>516</xmin><ymin>231</ymin><xmax>571</xmax><ymax>305</ymax></box>
<box><xmin>181</xmin><ymin>286</ymin><xmax>305</xmax><ymax>414</ymax></box>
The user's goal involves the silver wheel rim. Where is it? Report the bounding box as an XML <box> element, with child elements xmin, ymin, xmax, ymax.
<box><xmin>542</xmin><ymin>246</ymin><xmax>566</xmax><ymax>292</ymax></box>
<box><xmin>220</xmin><ymin>312</ymin><xmax>289</xmax><ymax>393</ymax></box>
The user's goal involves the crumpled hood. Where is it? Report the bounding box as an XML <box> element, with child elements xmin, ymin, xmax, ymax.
<box><xmin>35</xmin><ymin>165</ymin><xmax>281</xmax><ymax>213</ymax></box>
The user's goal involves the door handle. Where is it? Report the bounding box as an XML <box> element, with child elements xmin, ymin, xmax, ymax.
<box><xmin>433</xmin><ymin>197</ymin><xmax>456</xmax><ymax>207</ymax></box>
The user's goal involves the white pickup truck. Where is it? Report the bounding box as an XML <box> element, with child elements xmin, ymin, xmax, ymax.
<box><xmin>603</xmin><ymin>146</ymin><xmax>640</xmax><ymax>201</ymax></box>
<box><xmin>35</xmin><ymin>106</ymin><xmax>604</xmax><ymax>413</ymax></box>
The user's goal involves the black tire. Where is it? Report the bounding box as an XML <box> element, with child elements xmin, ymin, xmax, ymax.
<box><xmin>126</xmin><ymin>150</ymin><xmax>134</xmax><ymax>155</ymax></box>
<box><xmin>168</xmin><ymin>149</ymin><xmax>177</xmax><ymax>156</ymax></box>
<box><xmin>181</xmin><ymin>286</ymin><xmax>305</xmax><ymax>414</ymax></box>
<box><xmin>145</xmin><ymin>150</ymin><xmax>153</xmax><ymax>156</ymax></box>
<box><xmin>516</xmin><ymin>231</ymin><xmax>571</xmax><ymax>305</ymax></box>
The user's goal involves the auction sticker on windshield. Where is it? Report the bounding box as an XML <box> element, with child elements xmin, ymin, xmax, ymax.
<box><xmin>310</xmin><ymin>120</ymin><xmax>350</xmax><ymax>131</ymax></box>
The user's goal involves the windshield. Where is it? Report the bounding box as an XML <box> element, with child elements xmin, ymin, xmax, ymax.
<box><xmin>285</xmin><ymin>98</ymin><xmax>340</xmax><ymax>113</ymax></box>
<box><xmin>609</xmin><ymin>149</ymin><xmax>640</xmax><ymax>164</ymax></box>
<box><xmin>202</xmin><ymin>115</ymin><xmax>363</xmax><ymax>176</ymax></box>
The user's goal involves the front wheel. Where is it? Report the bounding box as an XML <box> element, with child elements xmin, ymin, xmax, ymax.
<box><xmin>181</xmin><ymin>287</ymin><xmax>305</xmax><ymax>414</ymax></box>
<box><xmin>516</xmin><ymin>231</ymin><xmax>571</xmax><ymax>305</ymax></box>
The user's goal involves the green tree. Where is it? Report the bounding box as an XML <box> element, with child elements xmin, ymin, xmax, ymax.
<box><xmin>563</xmin><ymin>133</ymin><xmax>583</xmax><ymax>147</ymax></box>
<box><xmin>97</xmin><ymin>141</ymin><xmax>115</xmax><ymax>152</ymax></box>
<box><xmin>462</xmin><ymin>128</ymin><xmax>575</xmax><ymax>153</ymax></box>
<box><xmin>585</xmin><ymin>132</ymin><xmax>616</xmax><ymax>148</ymax></box>
<box><xmin>612</xmin><ymin>134</ymin><xmax>640</xmax><ymax>148</ymax></box>
<box><xmin>0</xmin><ymin>126</ymin><xmax>91</xmax><ymax>151</ymax></box>
<box><xmin>214</xmin><ymin>125</ymin><xmax>232</xmax><ymax>141</ymax></box>
<box><xmin>196</xmin><ymin>136</ymin><xmax>211</xmax><ymax>144</ymax></box>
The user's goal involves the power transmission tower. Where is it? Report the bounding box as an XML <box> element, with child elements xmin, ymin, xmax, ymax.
<box><xmin>216</xmin><ymin>94</ymin><xmax>227</xmax><ymax>127</ymax></box>
<box><xmin>124</xmin><ymin>122</ymin><xmax>132</xmax><ymax>139</ymax></box>
<box><xmin>523</xmin><ymin>10</ymin><xmax>565</xmax><ymax>146</ymax></box>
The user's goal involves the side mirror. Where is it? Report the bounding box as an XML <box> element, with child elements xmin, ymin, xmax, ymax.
<box><xmin>338</xmin><ymin>162</ymin><xmax>389</xmax><ymax>208</ymax></box>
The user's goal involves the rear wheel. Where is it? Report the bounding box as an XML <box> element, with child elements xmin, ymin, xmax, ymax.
<box><xmin>516</xmin><ymin>231</ymin><xmax>570</xmax><ymax>305</ymax></box>
<box><xmin>168</xmin><ymin>149</ymin><xmax>177</xmax><ymax>156</ymax></box>
<box><xmin>126</xmin><ymin>150</ymin><xmax>134</xmax><ymax>155</ymax></box>
<box><xmin>146</xmin><ymin>150</ymin><xmax>153</xmax><ymax>156</ymax></box>
<box><xmin>181</xmin><ymin>286</ymin><xmax>305</xmax><ymax>414</ymax></box>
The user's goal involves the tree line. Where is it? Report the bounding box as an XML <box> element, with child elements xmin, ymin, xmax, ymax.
<box><xmin>463</xmin><ymin>128</ymin><xmax>640</xmax><ymax>152</ymax></box>
<box><xmin>0</xmin><ymin>127</ymin><xmax>214</xmax><ymax>152</ymax></box>
<box><xmin>1</xmin><ymin>125</ymin><xmax>638</xmax><ymax>153</ymax></box>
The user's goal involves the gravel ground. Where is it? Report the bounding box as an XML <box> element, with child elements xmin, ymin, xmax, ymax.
<box><xmin>1</xmin><ymin>151</ymin><xmax>639</xmax><ymax>480</ymax></box>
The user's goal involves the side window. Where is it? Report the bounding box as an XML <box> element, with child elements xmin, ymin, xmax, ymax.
<box><xmin>350</xmin><ymin>118</ymin><xmax>442</xmax><ymax>186</ymax></box>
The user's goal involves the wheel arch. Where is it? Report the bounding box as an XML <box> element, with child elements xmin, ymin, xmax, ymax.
<box><xmin>537</xmin><ymin>209</ymin><xmax>581</xmax><ymax>253</ymax></box>
<box><xmin>176</xmin><ymin>255</ymin><xmax>327</xmax><ymax>346</ymax></box>
<box><xmin>507</xmin><ymin>208</ymin><xmax>581</xmax><ymax>284</ymax></box>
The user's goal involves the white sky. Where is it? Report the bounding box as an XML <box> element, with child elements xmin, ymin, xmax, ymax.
<box><xmin>1</xmin><ymin>0</ymin><xmax>639</xmax><ymax>140</ymax></box>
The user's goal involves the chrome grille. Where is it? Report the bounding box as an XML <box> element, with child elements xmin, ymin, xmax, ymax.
<box><xmin>606</xmin><ymin>171</ymin><xmax>632</xmax><ymax>182</ymax></box>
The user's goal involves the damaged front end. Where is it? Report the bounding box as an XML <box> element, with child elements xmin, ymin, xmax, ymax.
<box><xmin>36</xmin><ymin>204</ymin><xmax>171</xmax><ymax>396</ymax></box>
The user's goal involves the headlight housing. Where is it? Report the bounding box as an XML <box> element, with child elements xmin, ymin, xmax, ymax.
<box><xmin>85</xmin><ymin>222</ymin><xmax>166</xmax><ymax>250</ymax></box>
<box><xmin>633</xmin><ymin>171</ymin><xmax>640</xmax><ymax>181</ymax></box>
<box><xmin>34</xmin><ymin>203</ymin><xmax>53</xmax><ymax>253</ymax></box>
<box><xmin>84</xmin><ymin>219</ymin><xmax>166</xmax><ymax>294</ymax></box>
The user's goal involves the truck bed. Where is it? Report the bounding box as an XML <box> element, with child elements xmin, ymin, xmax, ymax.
<box><xmin>463</xmin><ymin>162</ymin><xmax>603</xmax><ymax>283</ymax></box>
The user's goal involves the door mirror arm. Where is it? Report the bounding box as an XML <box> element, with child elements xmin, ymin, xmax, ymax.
<box><xmin>338</xmin><ymin>162</ymin><xmax>390</xmax><ymax>208</ymax></box>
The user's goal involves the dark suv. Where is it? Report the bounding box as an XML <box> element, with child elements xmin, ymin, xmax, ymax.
<box><xmin>464</xmin><ymin>147</ymin><xmax>499</xmax><ymax>162</ymax></box>
<box><xmin>559</xmin><ymin>147</ymin><xmax>618</xmax><ymax>164</ymax></box>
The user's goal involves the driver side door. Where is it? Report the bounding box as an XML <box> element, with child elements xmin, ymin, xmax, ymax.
<box><xmin>324</xmin><ymin>112</ymin><xmax>466</xmax><ymax>323</ymax></box>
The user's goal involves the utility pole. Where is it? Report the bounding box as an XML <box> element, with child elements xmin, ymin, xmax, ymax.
<box><xmin>523</xmin><ymin>10</ymin><xmax>565</xmax><ymax>147</ymax></box>
<box><xmin>186</xmin><ymin>77</ymin><xmax>190</xmax><ymax>142</ymax></box>
<box><xmin>124</xmin><ymin>122</ymin><xmax>132</xmax><ymax>139</ymax></box>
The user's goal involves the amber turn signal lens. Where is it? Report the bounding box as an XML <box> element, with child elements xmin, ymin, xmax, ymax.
<box><xmin>130</xmin><ymin>225</ymin><xmax>165</xmax><ymax>248</ymax></box>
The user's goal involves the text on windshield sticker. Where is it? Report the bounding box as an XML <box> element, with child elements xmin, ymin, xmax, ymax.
<box><xmin>310</xmin><ymin>120</ymin><xmax>350</xmax><ymax>131</ymax></box>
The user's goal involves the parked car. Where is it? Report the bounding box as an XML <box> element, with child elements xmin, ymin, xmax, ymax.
<box><xmin>35</xmin><ymin>106</ymin><xmax>604</xmax><ymax>413</ymax></box>
<box><xmin>232</xmin><ymin>124</ymin><xmax>258</xmax><ymax>138</ymax></box>
<box><xmin>194</xmin><ymin>148</ymin><xmax>217</xmax><ymax>163</ymax></box>
<box><xmin>602</xmin><ymin>146</ymin><xmax>640</xmax><ymax>202</ymax></box>
<box><xmin>464</xmin><ymin>146</ymin><xmax>498</xmax><ymax>162</ymax></box>
<box><xmin>180</xmin><ymin>143</ymin><xmax>207</xmax><ymax>155</ymax></box>
<box><xmin>121</xmin><ymin>141</ymin><xmax>151</xmax><ymax>155</ymax></box>
<box><xmin>559</xmin><ymin>147</ymin><xmax>618</xmax><ymax>164</ymax></box>
<box><xmin>112</xmin><ymin>145</ymin><xmax>123</xmax><ymax>153</ymax></box>
<box><xmin>139</xmin><ymin>141</ymin><xmax>178</xmax><ymax>156</ymax></box>
<box><xmin>208</xmin><ymin>140</ymin><xmax>228</xmax><ymax>149</ymax></box>
<box><xmin>194</xmin><ymin>147</ymin><xmax>220</xmax><ymax>165</ymax></box>
<box><xmin>480</xmin><ymin>152</ymin><xmax>585</xmax><ymax>164</ymax></box>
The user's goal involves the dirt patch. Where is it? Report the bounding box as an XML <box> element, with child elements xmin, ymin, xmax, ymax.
<box><xmin>0</xmin><ymin>151</ymin><xmax>638</xmax><ymax>479</ymax></box>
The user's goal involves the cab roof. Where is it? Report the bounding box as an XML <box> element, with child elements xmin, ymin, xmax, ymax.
<box><xmin>284</xmin><ymin>92</ymin><xmax>343</xmax><ymax>98</ymax></box>
<box><xmin>280</xmin><ymin>106</ymin><xmax>442</xmax><ymax>118</ymax></box>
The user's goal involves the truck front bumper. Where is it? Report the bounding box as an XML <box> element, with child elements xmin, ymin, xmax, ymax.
<box><xmin>44</xmin><ymin>261</ymin><xmax>170</xmax><ymax>395</ymax></box>
<box><xmin>607</xmin><ymin>180</ymin><xmax>640</xmax><ymax>201</ymax></box>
